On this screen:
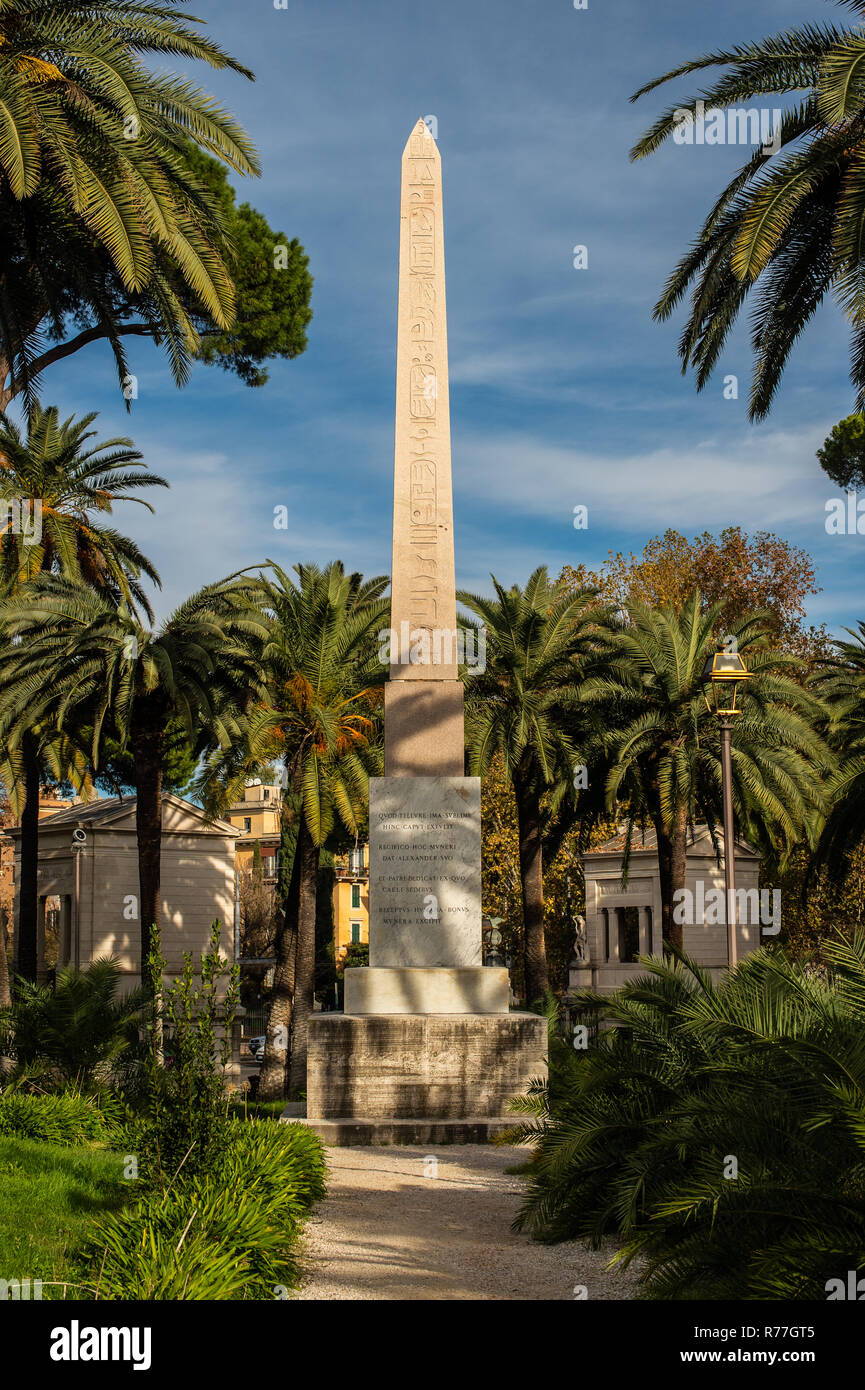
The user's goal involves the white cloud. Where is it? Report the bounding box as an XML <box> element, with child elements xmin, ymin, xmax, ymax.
<box><xmin>455</xmin><ymin>424</ymin><xmax>833</xmax><ymax>533</ymax></box>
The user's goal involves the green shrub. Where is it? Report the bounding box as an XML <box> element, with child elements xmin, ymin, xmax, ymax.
<box><xmin>1</xmin><ymin>959</ymin><xmax>148</xmax><ymax>1086</ymax></box>
<box><xmin>512</xmin><ymin>938</ymin><xmax>865</xmax><ymax>1300</ymax></box>
<box><xmin>137</xmin><ymin>921</ymin><xmax>239</xmax><ymax>1189</ymax></box>
<box><xmin>224</xmin><ymin>1117</ymin><xmax>326</xmax><ymax>1212</ymax></box>
<box><xmin>0</xmin><ymin>1092</ymin><xmax>109</xmax><ymax>1146</ymax></box>
<box><xmin>79</xmin><ymin>1118</ymin><xmax>326</xmax><ymax>1300</ymax></box>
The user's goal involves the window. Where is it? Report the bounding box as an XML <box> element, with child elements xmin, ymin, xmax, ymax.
<box><xmin>243</xmin><ymin>817</ymin><xmax>251</xmax><ymax>833</ymax></box>
<box><xmin>351</xmin><ymin>883</ymin><xmax>361</xmax><ymax>910</ymax></box>
<box><xmin>351</xmin><ymin>922</ymin><xmax>361</xmax><ymax>944</ymax></box>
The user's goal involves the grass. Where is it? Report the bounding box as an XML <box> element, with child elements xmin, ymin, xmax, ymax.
<box><xmin>0</xmin><ymin>1137</ymin><xmax>127</xmax><ymax>1298</ymax></box>
<box><xmin>229</xmin><ymin>1097</ymin><xmax>290</xmax><ymax>1122</ymax></box>
<box><xmin>0</xmin><ymin>1097</ymin><xmax>325</xmax><ymax>1301</ymax></box>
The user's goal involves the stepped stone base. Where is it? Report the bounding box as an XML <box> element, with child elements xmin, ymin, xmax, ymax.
<box><xmin>282</xmin><ymin>1112</ymin><xmax>520</xmax><ymax>1146</ymax></box>
<box><xmin>344</xmin><ymin>965</ymin><xmax>509</xmax><ymax>1014</ymax></box>
<box><xmin>305</xmin><ymin>1012</ymin><xmax>547</xmax><ymax>1127</ymax></box>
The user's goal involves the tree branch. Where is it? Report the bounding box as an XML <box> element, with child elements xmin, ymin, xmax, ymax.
<box><xmin>11</xmin><ymin>323</ymin><xmax>155</xmax><ymax>390</ymax></box>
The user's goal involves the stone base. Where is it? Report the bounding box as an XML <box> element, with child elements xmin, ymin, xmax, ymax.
<box><xmin>567</xmin><ymin>962</ymin><xmax>593</xmax><ymax>993</ymax></box>
<box><xmin>306</xmin><ymin>1012</ymin><xmax>547</xmax><ymax>1122</ymax></box>
<box><xmin>282</xmin><ymin>1112</ymin><xmax>519</xmax><ymax>1146</ymax></box>
<box><xmin>344</xmin><ymin>966</ymin><xmax>509</xmax><ymax>1014</ymax></box>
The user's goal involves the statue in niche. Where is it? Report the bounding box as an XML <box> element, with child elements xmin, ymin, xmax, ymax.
<box><xmin>572</xmin><ymin>914</ymin><xmax>588</xmax><ymax>963</ymax></box>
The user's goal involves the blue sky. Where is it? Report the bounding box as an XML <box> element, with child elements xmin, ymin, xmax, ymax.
<box><xmin>40</xmin><ymin>0</ymin><xmax>865</xmax><ymax>632</ymax></box>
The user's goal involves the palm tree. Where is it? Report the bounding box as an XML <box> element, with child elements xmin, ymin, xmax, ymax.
<box><xmin>588</xmin><ymin>594</ymin><xmax>832</xmax><ymax>951</ymax></box>
<box><xmin>0</xmin><ymin>404</ymin><xmax>165</xmax><ymax>603</ymax></box>
<box><xmin>202</xmin><ymin>561</ymin><xmax>388</xmax><ymax>1100</ymax></box>
<box><xmin>513</xmin><ymin>938</ymin><xmax>865</xmax><ymax>1301</ymax></box>
<box><xmin>458</xmin><ymin>569</ymin><xmax>614</xmax><ymax>1005</ymax></box>
<box><xmin>0</xmin><ymin>0</ymin><xmax>259</xmax><ymax>406</ymax></box>
<box><xmin>811</xmin><ymin>620</ymin><xmax>865</xmax><ymax>874</ymax></box>
<box><xmin>0</xmin><ymin>404</ymin><xmax>166</xmax><ymax>977</ymax></box>
<box><xmin>0</xmin><ymin>724</ymin><xmax>94</xmax><ymax>980</ymax></box>
<box><xmin>2</xmin><ymin>957</ymin><xmax>149</xmax><ymax>1086</ymax></box>
<box><xmin>630</xmin><ymin>1</ymin><xmax>865</xmax><ymax>418</ymax></box>
<box><xmin>0</xmin><ymin>790</ymin><xmax>12</xmax><ymax>1008</ymax></box>
<box><xmin>0</xmin><ymin>573</ymin><xmax>268</xmax><ymax>973</ymax></box>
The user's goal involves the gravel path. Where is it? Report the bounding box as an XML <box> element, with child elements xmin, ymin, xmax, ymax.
<box><xmin>294</xmin><ymin>1144</ymin><xmax>638</xmax><ymax>1301</ymax></box>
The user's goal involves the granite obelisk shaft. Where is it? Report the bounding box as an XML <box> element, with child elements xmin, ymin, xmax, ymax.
<box><xmin>385</xmin><ymin>118</ymin><xmax>464</xmax><ymax>778</ymax></box>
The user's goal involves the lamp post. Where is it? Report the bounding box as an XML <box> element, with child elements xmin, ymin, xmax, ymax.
<box><xmin>71</xmin><ymin>827</ymin><xmax>87</xmax><ymax>972</ymax></box>
<box><xmin>701</xmin><ymin>650</ymin><xmax>751</xmax><ymax>968</ymax></box>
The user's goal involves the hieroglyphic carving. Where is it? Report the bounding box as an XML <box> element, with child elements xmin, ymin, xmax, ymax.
<box><xmin>390</xmin><ymin>119</ymin><xmax>457</xmax><ymax>677</ymax></box>
<box><xmin>405</xmin><ymin>123</ymin><xmax>440</xmax><ymax>643</ymax></box>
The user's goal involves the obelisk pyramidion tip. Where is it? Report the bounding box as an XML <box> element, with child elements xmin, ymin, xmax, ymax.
<box><xmin>402</xmin><ymin>117</ymin><xmax>439</xmax><ymax>157</ymax></box>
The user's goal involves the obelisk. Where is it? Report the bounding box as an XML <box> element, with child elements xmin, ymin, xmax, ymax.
<box><xmin>385</xmin><ymin>117</ymin><xmax>464</xmax><ymax>778</ymax></box>
<box><xmin>346</xmin><ymin>117</ymin><xmax>500</xmax><ymax>1006</ymax></box>
<box><xmin>302</xmin><ymin>122</ymin><xmax>547</xmax><ymax>1141</ymax></box>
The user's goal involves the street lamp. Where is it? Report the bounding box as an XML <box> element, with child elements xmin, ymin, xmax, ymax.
<box><xmin>71</xmin><ymin>827</ymin><xmax>87</xmax><ymax>972</ymax></box>
<box><xmin>702</xmin><ymin>649</ymin><xmax>751</xmax><ymax>968</ymax></box>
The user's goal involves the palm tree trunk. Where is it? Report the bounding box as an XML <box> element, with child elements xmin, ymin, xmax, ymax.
<box><xmin>0</xmin><ymin>911</ymin><xmax>12</xmax><ymax>1009</ymax></box>
<box><xmin>130</xmin><ymin>714</ymin><xmax>165</xmax><ymax>976</ymax></box>
<box><xmin>17</xmin><ymin>732</ymin><xmax>41</xmax><ymax>981</ymax></box>
<box><xmin>258</xmin><ymin>837</ymin><xmax>301</xmax><ymax>1102</ymax></box>
<box><xmin>654</xmin><ymin>801</ymin><xmax>688</xmax><ymax>954</ymax></box>
<box><xmin>514</xmin><ymin>771</ymin><xmax>549</xmax><ymax>1005</ymax></box>
<box><xmin>288</xmin><ymin>821</ymin><xmax>318</xmax><ymax>1096</ymax></box>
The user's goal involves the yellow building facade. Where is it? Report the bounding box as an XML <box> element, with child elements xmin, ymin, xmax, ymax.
<box><xmin>332</xmin><ymin>845</ymin><xmax>369</xmax><ymax>959</ymax></box>
<box><xmin>225</xmin><ymin>781</ymin><xmax>282</xmax><ymax>881</ymax></box>
<box><xmin>222</xmin><ymin>782</ymin><xmax>368</xmax><ymax>964</ymax></box>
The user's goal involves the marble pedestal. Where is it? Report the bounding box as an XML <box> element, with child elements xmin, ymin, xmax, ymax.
<box><xmin>297</xmin><ymin>1012</ymin><xmax>547</xmax><ymax>1144</ymax></box>
<box><xmin>299</xmin><ymin>774</ymin><xmax>548</xmax><ymax>1142</ymax></box>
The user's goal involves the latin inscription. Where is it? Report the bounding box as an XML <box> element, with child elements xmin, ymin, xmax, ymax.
<box><xmin>369</xmin><ymin>779</ymin><xmax>482</xmax><ymax>968</ymax></box>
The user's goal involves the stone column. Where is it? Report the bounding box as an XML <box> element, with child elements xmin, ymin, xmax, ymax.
<box><xmin>609</xmin><ymin>908</ymin><xmax>621</xmax><ymax>963</ymax></box>
<box><xmin>36</xmin><ymin>896</ymin><xmax>47</xmax><ymax>984</ymax></box>
<box><xmin>639</xmin><ymin>906</ymin><xmax>651</xmax><ymax>957</ymax></box>
<box><xmin>60</xmin><ymin>896</ymin><xmax>73</xmax><ymax>969</ymax></box>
